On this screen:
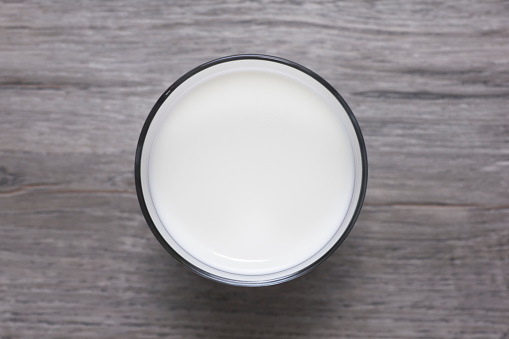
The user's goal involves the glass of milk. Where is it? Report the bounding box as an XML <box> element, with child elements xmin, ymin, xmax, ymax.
<box><xmin>135</xmin><ymin>55</ymin><xmax>367</xmax><ymax>286</ymax></box>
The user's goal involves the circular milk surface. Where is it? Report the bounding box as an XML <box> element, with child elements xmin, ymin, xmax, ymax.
<box><xmin>148</xmin><ymin>68</ymin><xmax>355</xmax><ymax>275</ymax></box>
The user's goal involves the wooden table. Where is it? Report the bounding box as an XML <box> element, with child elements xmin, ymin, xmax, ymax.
<box><xmin>1</xmin><ymin>1</ymin><xmax>508</xmax><ymax>337</ymax></box>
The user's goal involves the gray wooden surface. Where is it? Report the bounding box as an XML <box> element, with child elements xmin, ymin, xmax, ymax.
<box><xmin>1</xmin><ymin>0</ymin><xmax>508</xmax><ymax>338</ymax></box>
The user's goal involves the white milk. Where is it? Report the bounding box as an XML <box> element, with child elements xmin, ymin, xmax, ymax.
<box><xmin>146</xmin><ymin>63</ymin><xmax>356</xmax><ymax>276</ymax></box>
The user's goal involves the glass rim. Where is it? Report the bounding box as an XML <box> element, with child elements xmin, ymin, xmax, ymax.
<box><xmin>135</xmin><ymin>54</ymin><xmax>368</xmax><ymax>287</ymax></box>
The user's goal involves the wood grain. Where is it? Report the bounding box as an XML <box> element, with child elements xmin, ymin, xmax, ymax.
<box><xmin>1</xmin><ymin>0</ymin><xmax>508</xmax><ymax>337</ymax></box>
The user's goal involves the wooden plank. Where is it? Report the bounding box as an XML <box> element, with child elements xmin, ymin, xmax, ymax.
<box><xmin>1</xmin><ymin>0</ymin><xmax>508</xmax><ymax>337</ymax></box>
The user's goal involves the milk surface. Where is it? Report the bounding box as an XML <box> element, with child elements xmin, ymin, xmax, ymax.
<box><xmin>148</xmin><ymin>68</ymin><xmax>355</xmax><ymax>275</ymax></box>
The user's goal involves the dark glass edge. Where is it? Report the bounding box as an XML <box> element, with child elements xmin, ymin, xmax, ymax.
<box><xmin>134</xmin><ymin>54</ymin><xmax>368</xmax><ymax>287</ymax></box>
